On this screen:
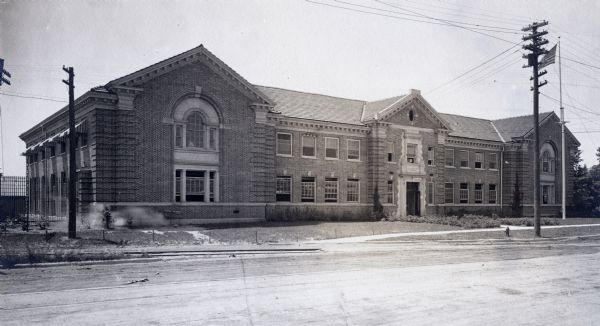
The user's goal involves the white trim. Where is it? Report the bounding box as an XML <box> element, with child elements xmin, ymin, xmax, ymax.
<box><xmin>445</xmin><ymin>148</ymin><xmax>455</xmax><ymax>167</ymax></box>
<box><xmin>346</xmin><ymin>178</ymin><xmax>360</xmax><ymax>203</ymax></box>
<box><xmin>347</xmin><ymin>138</ymin><xmax>361</xmax><ymax>161</ymax></box>
<box><xmin>324</xmin><ymin>137</ymin><xmax>340</xmax><ymax>160</ymax></box>
<box><xmin>458</xmin><ymin>149</ymin><xmax>469</xmax><ymax>168</ymax></box>
<box><xmin>276</xmin><ymin>132</ymin><xmax>293</xmax><ymax>157</ymax></box>
<box><xmin>301</xmin><ymin>134</ymin><xmax>317</xmax><ymax>158</ymax></box>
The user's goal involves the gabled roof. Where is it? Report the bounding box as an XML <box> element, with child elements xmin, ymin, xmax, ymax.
<box><xmin>439</xmin><ymin>113</ymin><xmax>502</xmax><ymax>142</ymax></box>
<box><xmin>107</xmin><ymin>44</ymin><xmax>274</xmax><ymax>106</ymax></box>
<box><xmin>362</xmin><ymin>96</ymin><xmax>405</xmax><ymax>121</ymax></box>
<box><xmin>493</xmin><ymin>111</ymin><xmax>554</xmax><ymax>141</ymax></box>
<box><xmin>254</xmin><ymin>86</ymin><xmax>365</xmax><ymax>125</ymax></box>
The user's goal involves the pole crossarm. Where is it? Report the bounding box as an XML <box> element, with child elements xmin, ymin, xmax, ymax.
<box><xmin>521</xmin><ymin>20</ymin><xmax>551</xmax><ymax>237</ymax></box>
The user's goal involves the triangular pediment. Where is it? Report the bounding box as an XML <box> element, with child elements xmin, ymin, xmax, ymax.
<box><xmin>377</xmin><ymin>92</ymin><xmax>450</xmax><ymax>130</ymax></box>
<box><xmin>106</xmin><ymin>44</ymin><xmax>274</xmax><ymax>106</ymax></box>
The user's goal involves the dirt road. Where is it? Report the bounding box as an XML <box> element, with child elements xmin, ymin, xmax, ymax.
<box><xmin>2</xmin><ymin>238</ymin><xmax>600</xmax><ymax>325</ymax></box>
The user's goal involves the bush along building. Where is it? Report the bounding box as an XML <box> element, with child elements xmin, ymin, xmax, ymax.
<box><xmin>19</xmin><ymin>45</ymin><xmax>580</xmax><ymax>224</ymax></box>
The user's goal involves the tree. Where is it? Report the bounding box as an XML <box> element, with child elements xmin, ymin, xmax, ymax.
<box><xmin>372</xmin><ymin>185</ymin><xmax>385</xmax><ymax>220</ymax></box>
<box><xmin>571</xmin><ymin>147</ymin><xmax>600</xmax><ymax>217</ymax></box>
<box><xmin>511</xmin><ymin>173</ymin><xmax>523</xmax><ymax>217</ymax></box>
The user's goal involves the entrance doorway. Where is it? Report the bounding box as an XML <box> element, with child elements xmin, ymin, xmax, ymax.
<box><xmin>406</xmin><ymin>182</ymin><xmax>421</xmax><ymax>216</ymax></box>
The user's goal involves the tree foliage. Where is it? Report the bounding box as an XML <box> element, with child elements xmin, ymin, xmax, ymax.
<box><xmin>569</xmin><ymin>147</ymin><xmax>600</xmax><ymax>216</ymax></box>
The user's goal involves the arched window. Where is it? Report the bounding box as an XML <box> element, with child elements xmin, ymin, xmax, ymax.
<box><xmin>542</xmin><ymin>151</ymin><xmax>551</xmax><ymax>173</ymax></box>
<box><xmin>186</xmin><ymin>111</ymin><xmax>204</xmax><ymax>148</ymax></box>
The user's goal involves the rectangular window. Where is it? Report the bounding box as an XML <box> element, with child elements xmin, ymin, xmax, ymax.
<box><xmin>209</xmin><ymin>128</ymin><xmax>217</xmax><ymax>150</ymax></box>
<box><xmin>347</xmin><ymin>139</ymin><xmax>360</xmax><ymax>161</ymax></box>
<box><xmin>387</xmin><ymin>142</ymin><xmax>394</xmax><ymax>162</ymax></box>
<box><xmin>209</xmin><ymin>171</ymin><xmax>215</xmax><ymax>202</ymax></box>
<box><xmin>459</xmin><ymin>150</ymin><xmax>469</xmax><ymax>168</ymax></box>
<box><xmin>175</xmin><ymin>125</ymin><xmax>183</xmax><ymax>148</ymax></box>
<box><xmin>407</xmin><ymin>144</ymin><xmax>417</xmax><ymax>164</ymax></box>
<box><xmin>49</xmin><ymin>146</ymin><xmax>56</xmax><ymax>157</ymax></box>
<box><xmin>489</xmin><ymin>153</ymin><xmax>497</xmax><ymax>170</ymax></box>
<box><xmin>80</xmin><ymin>133</ymin><xmax>88</xmax><ymax>147</ymax></box>
<box><xmin>474</xmin><ymin>183</ymin><xmax>483</xmax><ymax>203</ymax></box>
<box><xmin>346</xmin><ymin>179</ymin><xmax>359</xmax><ymax>202</ymax></box>
<box><xmin>186</xmin><ymin>170</ymin><xmax>205</xmax><ymax>202</ymax></box>
<box><xmin>474</xmin><ymin>152</ymin><xmax>483</xmax><ymax>169</ymax></box>
<box><xmin>302</xmin><ymin>135</ymin><xmax>316</xmax><ymax>158</ymax></box>
<box><xmin>40</xmin><ymin>150</ymin><xmax>45</xmax><ymax>160</ymax></box>
<box><xmin>301</xmin><ymin>177</ymin><xmax>315</xmax><ymax>202</ymax></box>
<box><xmin>276</xmin><ymin>133</ymin><xmax>292</xmax><ymax>156</ymax></box>
<box><xmin>387</xmin><ymin>180</ymin><xmax>394</xmax><ymax>204</ymax></box>
<box><xmin>324</xmin><ymin>178</ymin><xmax>338</xmax><ymax>202</ymax></box>
<box><xmin>59</xmin><ymin>141</ymin><xmax>66</xmax><ymax>154</ymax></box>
<box><xmin>444</xmin><ymin>183</ymin><xmax>454</xmax><ymax>204</ymax></box>
<box><xmin>175</xmin><ymin>170</ymin><xmax>181</xmax><ymax>202</ymax></box>
<box><xmin>427</xmin><ymin>146</ymin><xmax>434</xmax><ymax>166</ymax></box>
<box><xmin>276</xmin><ymin>176</ymin><xmax>292</xmax><ymax>202</ymax></box>
<box><xmin>542</xmin><ymin>185</ymin><xmax>555</xmax><ymax>204</ymax></box>
<box><xmin>445</xmin><ymin>149</ymin><xmax>454</xmax><ymax>167</ymax></box>
<box><xmin>459</xmin><ymin>183</ymin><xmax>469</xmax><ymax>203</ymax></box>
<box><xmin>489</xmin><ymin>184</ymin><xmax>497</xmax><ymax>204</ymax></box>
<box><xmin>325</xmin><ymin>137</ymin><xmax>339</xmax><ymax>159</ymax></box>
<box><xmin>427</xmin><ymin>182</ymin><xmax>434</xmax><ymax>204</ymax></box>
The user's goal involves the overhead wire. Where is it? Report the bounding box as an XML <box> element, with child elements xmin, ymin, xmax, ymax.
<box><xmin>334</xmin><ymin>0</ymin><xmax>522</xmax><ymax>33</ymax></box>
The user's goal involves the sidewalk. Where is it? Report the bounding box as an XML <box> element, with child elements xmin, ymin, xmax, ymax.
<box><xmin>310</xmin><ymin>223</ymin><xmax>600</xmax><ymax>243</ymax></box>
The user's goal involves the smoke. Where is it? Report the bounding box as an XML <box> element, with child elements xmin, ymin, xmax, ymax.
<box><xmin>81</xmin><ymin>204</ymin><xmax>168</xmax><ymax>229</ymax></box>
<box><xmin>112</xmin><ymin>207</ymin><xmax>168</xmax><ymax>227</ymax></box>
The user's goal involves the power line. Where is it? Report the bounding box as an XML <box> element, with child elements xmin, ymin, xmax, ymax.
<box><xmin>425</xmin><ymin>43</ymin><xmax>522</xmax><ymax>95</ymax></box>
<box><xmin>384</xmin><ymin>0</ymin><xmax>531</xmax><ymax>27</ymax></box>
<box><xmin>335</xmin><ymin>0</ymin><xmax>522</xmax><ymax>32</ymax></box>
<box><xmin>540</xmin><ymin>92</ymin><xmax>600</xmax><ymax>117</ymax></box>
<box><xmin>373</xmin><ymin>0</ymin><xmax>520</xmax><ymax>44</ymax></box>
<box><xmin>0</xmin><ymin>91</ymin><xmax>67</xmax><ymax>103</ymax></box>
<box><xmin>562</xmin><ymin>57</ymin><xmax>600</xmax><ymax>71</ymax></box>
<box><xmin>305</xmin><ymin>0</ymin><xmax>520</xmax><ymax>44</ymax></box>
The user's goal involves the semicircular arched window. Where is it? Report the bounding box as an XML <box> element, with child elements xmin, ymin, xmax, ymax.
<box><xmin>186</xmin><ymin>111</ymin><xmax>205</xmax><ymax>148</ymax></box>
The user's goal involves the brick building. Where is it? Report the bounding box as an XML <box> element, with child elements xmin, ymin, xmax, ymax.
<box><xmin>19</xmin><ymin>45</ymin><xmax>580</xmax><ymax>223</ymax></box>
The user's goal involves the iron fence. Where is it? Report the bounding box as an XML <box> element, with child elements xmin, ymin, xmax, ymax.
<box><xmin>0</xmin><ymin>175</ymin><xmax>28</xmax><ymax>230</ymax></box>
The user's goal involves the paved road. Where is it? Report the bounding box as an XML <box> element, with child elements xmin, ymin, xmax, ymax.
<box><xmin>2</xmin><ymin>238</ymin><xmax>600</xmax><ymax>325</ymax></box>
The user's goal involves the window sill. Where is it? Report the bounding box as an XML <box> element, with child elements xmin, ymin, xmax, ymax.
<box><xmin>445</xmin><ymin>165</ymin><xmax>455</xmax><ymax>168</ymax></box>
<box><xmin>459</xmin><ymin>167</ymin><xmax>470</xmax><ymax>169</ymax></box>
<box><xmin>324</xmin><ymin>157</ymin><xmax>339</xmax><ymax>161</ymax></box>
<box><xmin>489</xmin><ymin>168</ymin><xmax>499</xmax><ymax>171</ymax></box>
<box><xmin>177</xmin><ymin>147</ymin><xmax>219</xmax><ymax>153</ymax></box>
<box><xmin>302</xmin><ymin>155</ymin><xmax>317</xmax><ymax>159</ymax></box>
<box><xmin>347</xmin><ymin>159</ymin><xmax>361</xmax><ymax>162</ymax></box>
<box><xmin>276</xmin><ymin>154</ymin><xmax>293</xmax><ymax>158</ymax></box>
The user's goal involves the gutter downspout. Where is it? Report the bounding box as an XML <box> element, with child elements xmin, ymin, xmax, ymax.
<box><xmin>500</xmin><ymin>145</ymin><xmax>504</xmax><ymax>217</ymax></box>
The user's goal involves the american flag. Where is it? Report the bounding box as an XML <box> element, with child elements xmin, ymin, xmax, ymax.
<box><xmin>539</xmin><ymin>44</ymin><xmax>557</xmax><ymax>69</ymax></box>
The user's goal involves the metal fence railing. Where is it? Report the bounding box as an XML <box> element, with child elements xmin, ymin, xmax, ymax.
<box><xmin>0</xmin><ymin>175</ymin><xmax>28</xmax><ymax>230</ymax></box>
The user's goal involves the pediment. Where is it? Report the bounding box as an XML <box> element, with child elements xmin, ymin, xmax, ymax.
<box><xmin>379</xmin><ymin>94</ymin><xmax>449</xmax><ymax>130</ymax></box>
<box><xmin>106</xmin><ymin>45</ymin><xmax>273</xmax><ymax>107</ymax></box>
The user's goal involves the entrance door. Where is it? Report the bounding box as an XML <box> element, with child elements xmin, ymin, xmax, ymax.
<box><xmin>406</xmin><ymin>182</ymin><xmax>421</xmax><ymax>216</ymax></box>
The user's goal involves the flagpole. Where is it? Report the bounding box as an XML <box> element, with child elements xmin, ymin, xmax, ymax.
<box><xmin>559</xmin><ymin>37</ymin><xmax>566</xmax><ymax>220</ymax></box>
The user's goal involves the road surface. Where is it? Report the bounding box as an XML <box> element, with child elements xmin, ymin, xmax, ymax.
<box><xmin>2</xmin><ymin>238</ymin><xmax>600</xmax><ymax>325</ymax></box>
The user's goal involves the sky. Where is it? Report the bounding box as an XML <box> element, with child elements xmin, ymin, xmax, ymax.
<box><xmin>1</xmin><ymin>0</ymin><xmax>599</xmax><ymax>176</ymax></box>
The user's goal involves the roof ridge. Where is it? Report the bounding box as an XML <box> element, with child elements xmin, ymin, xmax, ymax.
<box><xmin>253</xmin><ymin>85</ymin><xmax>366</xmax><ymax>103</ymax></box>
<box><xmin>366</xmin><ymin>95</ymin><xmax>404</xmax><ymax>104</ymax></box>
<box><xmin>439</xmin><ymin>112</ymin><xmax>492</xmax><ymax>122</ymax></box>
<box><xmin>493</xmin><ymin>111</ymin><xmax>554</xmax><ymax>122</ymax></box>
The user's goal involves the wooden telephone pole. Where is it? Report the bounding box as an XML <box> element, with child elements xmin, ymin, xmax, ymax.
<box><xmin>62</xmin><ymin>66</ymin><xmax>77</xmax><ymax>239</ymax></box>
<box><xmin>522</xmin><ymin>21</ymin><xmax>549</xmax><ymax>237</ymax></box>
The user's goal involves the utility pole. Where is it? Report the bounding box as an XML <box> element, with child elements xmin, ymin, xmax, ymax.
<box><xmin>522</xmin><ymin>21</ymin><xmax>549</xmax><ymax>237</ymax></box>
<box><xmin>558</xmin><ymin>37</ymin><xmax>566</xmax><ymax>220</ymax></box>
<box><xmin>62</xmin><ymin>66</ymin><xmax>77</xmax><ymax>239</ymax></box>
<box><xmin>0</xmin><ymin>58</ymin><xmax>11</xmax><ymax>210</ymax></box>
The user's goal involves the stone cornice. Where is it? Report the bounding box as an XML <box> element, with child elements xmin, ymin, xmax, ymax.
<box><xmin>446</xmin><ymin>137</ymin><xmax>504</xmax><ymax>150</ymax></box>
<box><xmin>19</xmin><ymin>90</ymin><xmax>117</xmax><ymax>142</ymax></box>
<box><xmin>276</xmin><ymin>117</ymin><xmax>370</xmax><ymax>135</ymax></box>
